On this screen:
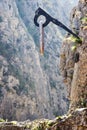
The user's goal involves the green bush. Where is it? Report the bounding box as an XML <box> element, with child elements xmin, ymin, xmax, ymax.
<box><xmin>29</xmin><ymin>80</ymin><xmax>35</xmax><ymax>90</ymax></box>
<box><xmin>44</xmin><ymin>64</ymin><xmax>50</xmax><ymax>70</ymax></box>
<box><xmin>50</xmin><ymin>79</ymin><xmax>56</xmax><ymax>89</ymax></box>
<box><xmin>67</xmin><ymin>36</ymin><xmax>82</xmax><ymax>51</ymax></box>
<box><xmin>0</xmin><ymin>118</ymin><xmax>5</xmax><ymax>122</ymax></box>
<box><xmin>81</xmin><ymin>17</ymin><xmax>87</xmax><ymax>24</ymax></box>
<box><xmin>68</xmin><ymin>36</ymin><xmax>82</xmax><ymax>43</ymax></box>
<box><xmin>0</xmin><ymin>16</ymin><xmax>3</xmax><ymax>22</ymax></box>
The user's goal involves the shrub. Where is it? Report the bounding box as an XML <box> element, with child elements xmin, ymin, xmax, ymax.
<box><xmin>50</xmin><ymin>79</ymin><xmax>56</xmax><ymax>89</ymax></box>
<box><xmin>67</xmin><ymin>36</ymin><xmax>82</xmax><ymax>51</ymax></box>
<box><xmin>68</xmin><ymin>36</ymin><xmax>82</xmax><ymax>43</ymax></box>
<box><xmin>0</xmin><ymin>16</ymin><xmax>3</xmax><ymax>22</ymax></box>
<box><xmin>81</xmin><ymin>17</ymin><xmax>87</xmax><ymax>24</ymax></box>
<box><xmin>0</xmin><ymin>118</ymin><xmax>5</xmax><ymax>122</ymax></box>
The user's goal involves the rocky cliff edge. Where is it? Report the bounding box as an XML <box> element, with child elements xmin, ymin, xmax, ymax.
<box><xmin>0</xmin><ymin>108</ymin><xmax>87</xmax><ymax>130</ymax></box>
<box><xmin>60</xmin><ymin>0</ymin><xmax>87</xmax><ymax>112</ymax></box>
<box><xmin>0</xmin><ymin>0</ymin><xmax>87</xmax><ymax>130</ymax></box>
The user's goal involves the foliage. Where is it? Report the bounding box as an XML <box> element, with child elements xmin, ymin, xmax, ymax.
<box><xmin>0</xmin><ymin>118</ymin><xmax>5</xmax><ymax>122</ymax></box>
<box><xmin>8</xmin><ymin>64</ymin><xmax>35</xmax><ymax>95</ymax></box>
<box><xmin>68</xmin><ymin>36</ymin><xmax>82</xmax><ymax>43</ymax></box>
<box><xmin>47</xmin><ymin>120</ymin><xmax>55</xmax><ymax>127</ymax></box>
<box><xmin>80</xmin><ymin>98</ymin><xmax>87</xmax><ymax>107</ymax></box>
<box><xmin>71</xmin><ymin>45</ymin><xmax>77</xmax><ymax>51</ymax></box>
<box><xmin>0</xmin><ymin>41</ymin><xmax>16</xmax><ymax>61</ymax></box>
<box><xmin>56</xmin><ymin>116</ymin><xmax>62</xmax><ymax>121</ymax></box>
<box><xmin>5</xmin><ymin>86</ymin><xmax>10</xmax><ymax>92</ymax></box>
<box><xmin>67</xmin><ymin>36</ymin><xmax>82</xmax><ymax>51</ymax></box>
<box><xmin>0</xmin><ymin>85</ymin><xmax>3</xmax><ymax>98</ymax></box>
<box><xmin>81</xmin><ymin>17</ymin><xmax>87</xmax><ymax>24</ymax></box>
<box><xmin>29</xmin><ymin>80</ymin><xmax>35</xmax><ymax>90</ymax></box>
<box><xmin>50</xmin><ymin>79</ymin><xmax>56</xmax><ymax>89</ymax></box>
<box><xmin>11</xmin><ymin>121</ymin><xmax>17</xmax><ymax>125</ymax></box>
<box><xmin>0</xmin><ymin>16</ymin><xmax>3</xmax><ymax>22</ymax></box>
<box><xmin>44</xmin><ymin>64</ymin><xmax>50</xmax><ymax>70</ymax></box>
<box><xmin>53</xmin><ymin>111</ymin><xmax>59</xmax><ymax>117</ymax></box>
<box><xmin>8</xmin><ymin>64</ymin><xmax>26</xmax><ymax>94</ymax></box>
<box><xmin>44</xmin><ymin>51</ymin><xmax>49</xmax><ymax>59</ymax></box>
<box><xmin>83</xmin><ymin>26</ymin><xmax>87</xmax><ymax>30</ymax></box>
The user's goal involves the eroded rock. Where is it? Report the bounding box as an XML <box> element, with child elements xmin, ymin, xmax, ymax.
<box><xmin>0</xmin><ymin>108</ymin><xmax>87</xmax><ymax>130</ymax></box>
<box><xmin>60</xmin><ymin>0</ymin><xmax>87</xmax><ymax>112</ymax></box>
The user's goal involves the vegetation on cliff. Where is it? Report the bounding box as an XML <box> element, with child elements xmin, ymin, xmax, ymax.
<box><xmin>0</xmin><ymin>0</ymin><xmax>87</xmax><ymax>130</ymax></box>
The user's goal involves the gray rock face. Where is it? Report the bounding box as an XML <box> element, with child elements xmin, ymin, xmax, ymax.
<box><xmin>60</xmin><ymin>0</ymin><xmax>87</xmax><ymax>112</ymax></box>
<box><xmin>0</xmin><ymin>0</ymin><xmax>78</xmax><ymax>121</ymax></box>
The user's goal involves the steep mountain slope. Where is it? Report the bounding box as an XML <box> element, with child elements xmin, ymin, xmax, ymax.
<box><xmin>0</xmin><ymin>0</ymin><xmax>87</xmax><ymax>130</ymax></box>
<box><xmin>0</xmin><ymin>0</ymin><xmax>78</xmax><ymax>121</ymax></box>
<box><xmin>60</xmin><ymin>0</ymin><xmax>87</xmax><ymax>111</ymax></box>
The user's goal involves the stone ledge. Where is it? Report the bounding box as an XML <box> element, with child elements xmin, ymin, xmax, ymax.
<box><xmin>0</xmin><ymin>108</ymin><xmax>87</xmax><ymax>130</ymax></box>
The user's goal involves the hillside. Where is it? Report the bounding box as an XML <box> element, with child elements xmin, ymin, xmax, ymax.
<box><xmin>0</xmin><ymin>0</ymin><xmax>78</xmax><ymax>121</ymax></box>
<box><xmin>0</xmin><ymin>0</ymin><xmax>87</xmax><ymax>130</ymax></box>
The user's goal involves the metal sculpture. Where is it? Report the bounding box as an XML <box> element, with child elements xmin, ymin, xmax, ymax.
<box><xmin>34</xmin><ymin>8</ymin><xmax>80</xmax><ymax>54</ymax></box>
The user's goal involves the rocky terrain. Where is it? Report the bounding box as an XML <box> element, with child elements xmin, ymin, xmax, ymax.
<box><xmin>0</xmin><ymin>0</ymin><xmax>87</xmax><ymax>130</ymax></box>
<box><xmin>60</xmin><ymin>0</ymin><xmax>87</xmax><ymax>112</ymax></box>
<box><xmin>0</xmin><ymin>0</ymin><xmax>79</xmax><ymax>121</ymax></box>
<box><xmin>0</xmin><ymin>108</ymin><xmax>87</xmax><ymax>130</ymax></box>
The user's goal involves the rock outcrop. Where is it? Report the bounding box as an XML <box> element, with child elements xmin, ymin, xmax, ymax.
<box><xmin>0</xmin><ymin>0</ymin><xmax>87</xmax><ymax>130</ymax></box>
<box><xmin>0</xmin><ymin>108</ymin><xmax>87</xmax><ymax>130</ymax></box>
<box><xmin>60</xmin><ymin>0</ymin><xmax>87</xmax><ymax>112</ymax></box>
